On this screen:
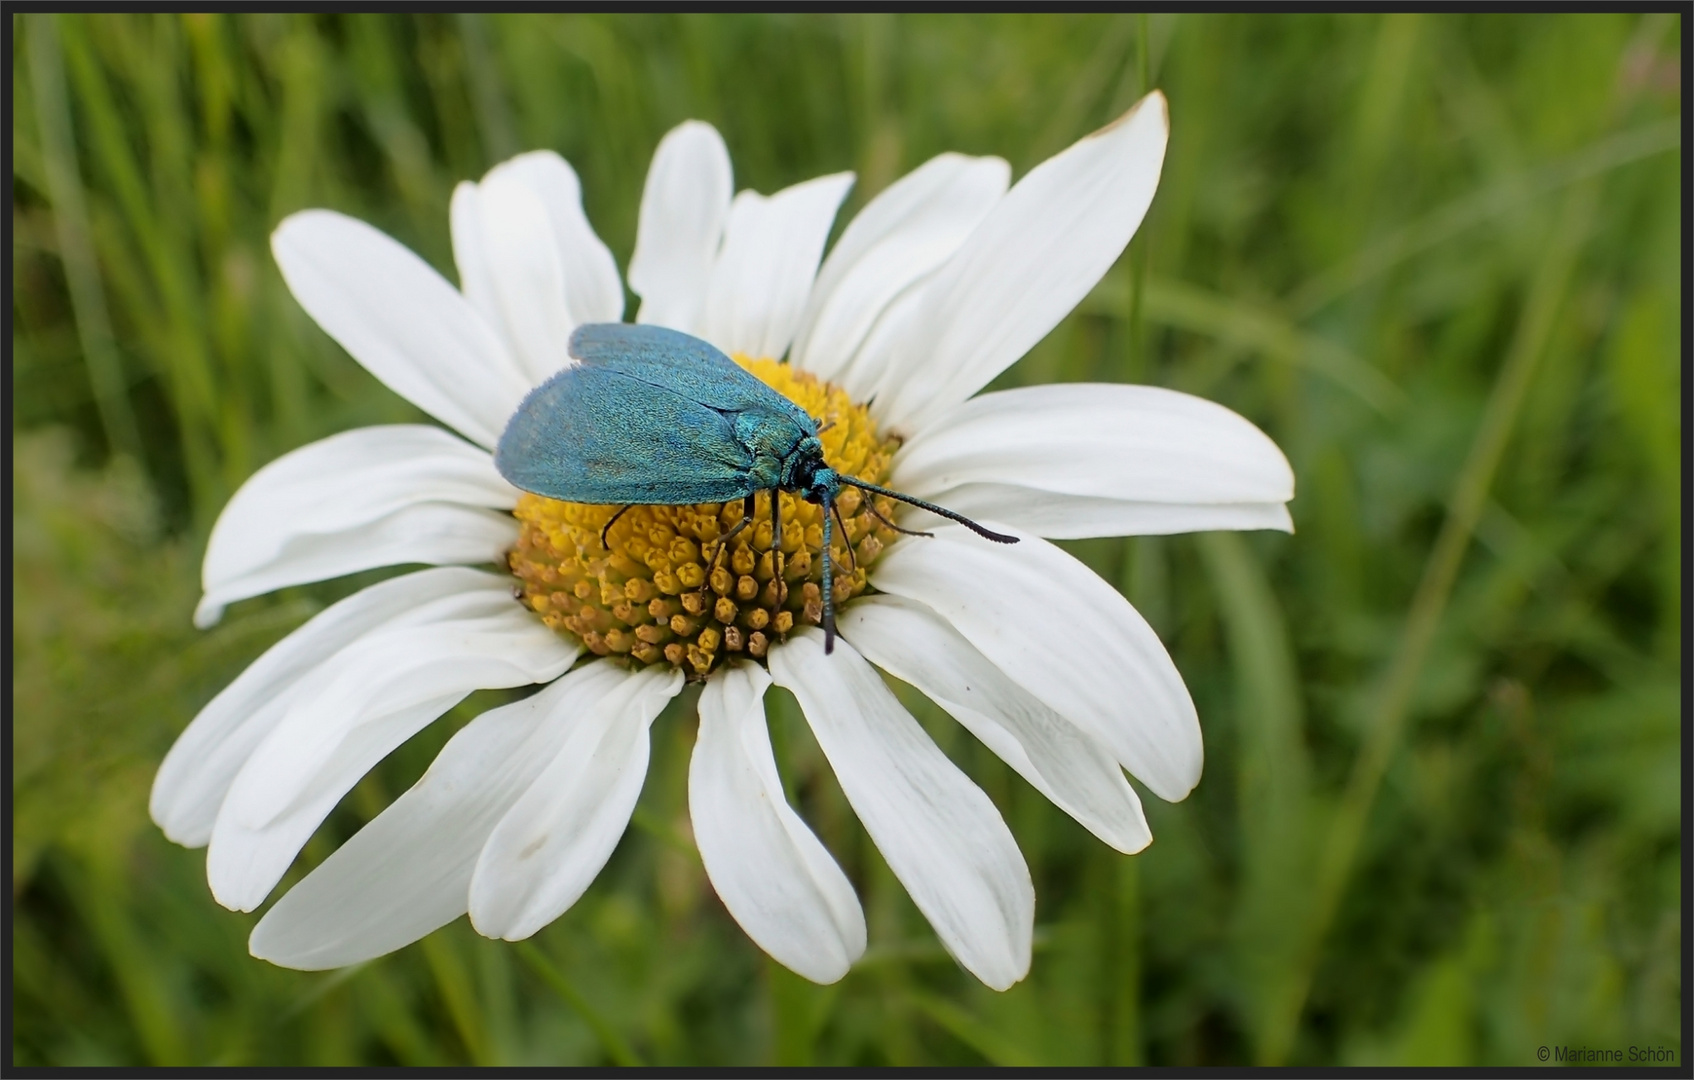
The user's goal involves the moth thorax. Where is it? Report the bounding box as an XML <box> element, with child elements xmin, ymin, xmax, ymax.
<box><xmin>507</xmin><ymin>357</ymin><xmax>903</xmax><ymax>678</ymax></box>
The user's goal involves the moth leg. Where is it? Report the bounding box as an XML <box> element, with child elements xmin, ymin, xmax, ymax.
<box><xmin>701</xmin><ymin>544</ymin><xmax>721</xmax><ymax>609</ymax></box>
<box><xmin>716</xmin><ymin>492</ymin><xmax>758</xmax><ymax>550</ymax></box>
<box><xmin>829</xmin><ymin>498</ymin><xmax>857</xmax><ymax>573</ymax></box>
<box><xmin>770</xmin><ymin>489</ymin><xmax>787</xmax><ymax>606</ymax></box>
<box><xmin>599</xmin><ymin>503</ymin><xmax>636</xmax><ymax>548</ymax></box>
<box><xmin>860</xmin><ymin>493</ymin><xmax>933</xmax><ymax>538</ymax></box>
<box><xmin>704</xmin><ymin>492</ymin><xmax>758</xmax><ymax>607</ymax></box>
<box><xmin>840</xmin><ymin>477</ymin><xmax>1017</xmax><ymax>544</ymax></box>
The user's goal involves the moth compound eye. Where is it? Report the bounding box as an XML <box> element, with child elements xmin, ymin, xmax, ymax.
<box><xmin>507</xmin><ymin>357</ymin><xmax>903</xmax><ymax>679</ymax></box>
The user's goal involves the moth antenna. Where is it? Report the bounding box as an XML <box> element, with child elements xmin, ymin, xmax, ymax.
<box><xmin>840</xmin><ymin>478</ymin><xmax>1019</xmax><ymax>544</ymax></box>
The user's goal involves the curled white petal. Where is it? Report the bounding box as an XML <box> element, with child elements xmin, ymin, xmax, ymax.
<box><xmin>469</xmin><ymin>665</ymin><xmax>684</xmax><ymax>940</ymax></box>
<box><xmin>272</xmin><ymin>210</ymin><xmax>531</xmax><ymax>448</ymax></box>
<box><xmin>249</xmin><ymin>661</ymin><xmax>640</xmax><ymax>970</ymax></box>
<box><xmin>841</xmin><ymin>594</ymin><xmax>1150</xmax><ymax>853</ymax></box>
<box><xmin>791</xmin><ymin>153</ymin><xmax>1009</xmax><ymax>382</ymax></box>
<box><xmin>840</xmin><ymin>276</ymin><xmax>933</xmax><ymax>410</ymax></box>
<box><xmin>691</xmin><ymin>662</ymin><xmax>866</xmax><ymax>983</ymax></box>
<box><xmin>152</xmin><ymin>568</ymin><xmax>502</xmax><ymax>849</ymax></box>
<box><xmin>195</xmin><ymin>425</ymin><xmax>519</xmax><ymax>628</ymax></box>
<box><xmin>699</xmin><ymin>172</ymin><xmax>855</xmax><ymax>361</ymax></box>
<box><xmin>770</xmin><ymin>629</ymin><xmax>1033</xmax><ymax>990</ymax></box>
<box><xmin>869</xmin><ymin>524</ymin><xmax>1202</xmax><ymax>802</ymax></box>
<box><xmin>877</xmin><ymin>92</ymin><xmax>1169</xmax><ymax>434</ymax></box>
<box><xmin>464</xmin><ymin>172</ymin><xmax>577</xmax><ymax>384</ymax></box>
<box><xmin>489</xmin><ymin>151</ymin><xmax>624</xmax><ymax>327</ymax></box>
<box><xmin>450</xmin><ymin>181</ymin><xmax>503</xmax><ymax>358</ymax></box>
<box><xmin>457</xmin><ymin>151</ymin><xmax>625</xmax><ymax>385</ymax></box>
<box><xmin>629</xmin><ymin>121</ymin><xmax>733</xmax><ymax>335</ymax></box>
<box><xmin>208</xmin><ymin>583</ymin><xmax>577</xmax><ymax>911</ymax></box>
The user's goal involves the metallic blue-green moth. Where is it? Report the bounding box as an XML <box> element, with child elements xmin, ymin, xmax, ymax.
<box><xmin>495</xmin><ymin>323</ymin><xmax>1016</xmax><ymax>652</ymax></box>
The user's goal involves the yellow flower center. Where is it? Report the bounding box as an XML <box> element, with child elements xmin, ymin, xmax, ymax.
<box><xmin>508</xmin><ymin>356</ymin><xmax>902</xmax><ymax>678</ymax></box>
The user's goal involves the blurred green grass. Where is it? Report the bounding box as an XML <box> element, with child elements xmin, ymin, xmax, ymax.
<box><xmin>10</xmin><ymin>12</ymin><xmax>1681</xmax><ymax>1067</ymax></box>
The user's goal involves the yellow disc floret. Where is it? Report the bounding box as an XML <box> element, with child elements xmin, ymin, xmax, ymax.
<box><xmin>507</xmin><ymin>356</ymin><xmax>902</xmax><ymax>679</ymax></box>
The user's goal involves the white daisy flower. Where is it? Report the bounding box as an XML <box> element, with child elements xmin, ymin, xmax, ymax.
<box><xmin>150</xmin><ymin>91</ymin><xmax>1294</xmax><ymax>991</ymax></box>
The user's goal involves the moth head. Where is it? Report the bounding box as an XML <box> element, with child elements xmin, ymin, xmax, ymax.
<box><xmin>787</xmin><ymin>438</ymin><xmax>837</xmax><ymax>505</ymax></box>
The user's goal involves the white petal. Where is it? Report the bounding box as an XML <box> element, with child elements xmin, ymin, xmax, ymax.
<box><xmin>220</xmin><ymin>582</ymin><xmax>569</xmax><ymax>830</ymax></box>
<box><xmin>896</xmin><ymin>485</ymin><xmax>1294</xmax><ymax>540</ymax></box>
<box><xmin>869</xmin><ymin>524</ymin><xmax>1202</xmax><ymax>802</ymax></box>
<box><xmin>450</xmin><ymin>181</ymin><xmax>503</xmax><ymax>358</ymax></box>
<box><xmin>210</xmin><ymin>693</ymin><xmax>462</xmax><ymax>912</ymax></box>
<box><xmin>690</xmin><ymin>662</ymin><xmax>866</xmax><ymax>983</ymax></box>
<box><xmin>196</xmin><ymin>505</ymin><xmax>516</xmax><ymax>630</ymax></box>
<box><xmin>272</xmin><ymin>210</ymin><xmax>531</xmax><ymax>448</ymax></box>
<box><xmin>895</xmin><ymin>382</ymin><xmax>1293</xmax><ymax>504</ymax></box>
<box><xmin>877</xmin><ymin>92</ymin><xmax>1169</xmax><ymax>434</ymax></box>
<box><xmin>208</xmin><ymin>583</ymin><xmax>577</xmax><ymax>911</ymax></box>
<box><xmin>195</xmin><ymin>425</ymin><xmax>519</xmax><ymax>628</ymax></box>
<box><xmin>463</xmin><ymin>171</ymin><xmax>576</xmax><ymax>384</ymax></box>
<box><xmin>837</xmin><ymin>274</ymin><xmax>933</xmax><ymax>409</ymax></box>
<box><xmin>629</xmin><ymin>121</ymin><xmax>733</xmax><ymax>334</ymax></box>
<box><xmin>769</xmin><ymin>630</ymin><xmax>1033</xmax><ymax>990</ymax></box>
<box><xmin>152</xmin><ymin>568</ymin><xmax>499</xmax><ymax>848</ymax></box>
<box><xmin>790</xmin><ymin>153</ymin><xmax>1009</xmax><ymax>382</ymax></box>
<box><xmin>249</xmin><ymin>661</ymin><xmax>636</xmax><ymax>970</ymax></box>
<box><xmin>459</xmin><ymin>152</ymin><xmax>626</xmax><ymax>385</ymax></box>
<box><xmin>699</xmin><ymin>172</ymin><xmax>855</xmax><ymax>361</ymax></box>
<box><xmin>491</xmin><ymin>151</ymin><xmax>624</xmax><ymax>327</ymax></box>
<box><xmin>468</xmin><ymin>665</ymin><xmax>684</xmax><ymax>940</ymax></box>
<box><xmin>840</xmin><ymin>594</ymin><xmax>1150</xmax><ymax>853</ymax></box>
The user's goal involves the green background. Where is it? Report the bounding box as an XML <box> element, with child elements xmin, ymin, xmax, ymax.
<box><xmin>11</xmin><ymin>12</ymin><xmax>1682</xmax><ymax>1067</ymax></box>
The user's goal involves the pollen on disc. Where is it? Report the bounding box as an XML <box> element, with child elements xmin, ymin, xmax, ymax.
<box><xmin>507</xmin><ymin>357</ymin><xmax>903</xmax><ymax>679</ymax></box>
